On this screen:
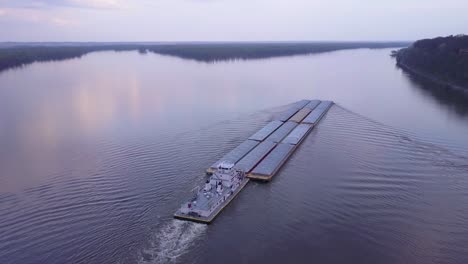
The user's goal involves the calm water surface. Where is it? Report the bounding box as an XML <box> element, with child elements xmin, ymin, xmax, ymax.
<box><xmin>0</xmin><ymin>49</ymin><xmax>468</xmax><ymax>264</ymax></box>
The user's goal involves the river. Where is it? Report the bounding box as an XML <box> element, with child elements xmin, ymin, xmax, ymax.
<box><xmin>1</xmin><ymin>48</ymin><xmax>467</xmax><ymax>264</ymax></box>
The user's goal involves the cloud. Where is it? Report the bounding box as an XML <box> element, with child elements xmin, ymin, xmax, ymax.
<box><xmin>0</xmin><ymin>7</ymin><xmax>76</xmax><ymax>26</ymax></box>
<box><xmin>0</xmin><ymin>0</ymin><xmax>122</xmax><ymax>29</ymax></box>
<box><xmin>50</xmin><ymin>16</ymin><xmax>76</xmax><ymax>26</ymax></box>
<box><xmin>0</xmin><ymin>0</ymin><xmax>125</xmax><ymax>9</ymax></box>
<box><xmin>67</xmin><ymin>0</ymin><xmax>123</xmax><ymax>9</ymax></box>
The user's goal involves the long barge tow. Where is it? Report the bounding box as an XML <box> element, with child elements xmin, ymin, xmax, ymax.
<box><xmin>174</xmin><ymin>99</ymin><xmax>334</xmax><ymax>224</ymax></box>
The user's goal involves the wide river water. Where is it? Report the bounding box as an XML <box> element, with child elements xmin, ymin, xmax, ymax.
<box><xmin>1</xmin><ymin>48</ymin><xmax>468</xmax><ymax>264</ymax></box>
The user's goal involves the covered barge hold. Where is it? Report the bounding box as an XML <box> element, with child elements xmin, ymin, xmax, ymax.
<box><xmin>302</xmin><ymin>101</ymin><xmax>334</xmax><ymax>124</ymax></box>
<box><xmin>265</xmin><ymin>121</ymin><xmax>298</xmax><ymax>143</ymax></box>
<box><xmin>282</xmin><ymin>124</ymin><xmax>313</xmax><ymax>145</ymax></box>
<box><xmin>235</xmin><ymin>141</ymin><xmax>276</xmax><ymax>173</ymax></box>
<box><xmin>249</xmin><ymin>143</ymin><xmax>295</xmax><ymax>181</ymax></box>
<box><xmin>275</xmin><ymin>107</ymin><xmax>300</xmax><ymax>122</ymax></box>
<box><xmin>304</xmin><ymin>100</ymin><xmax>321</xmax><ymax>110</ymax></box>
<box><xmin>289</xmin><ymin>108</ymin><xmax>312</xmax><ymax>123</ymax></box>
<box><xmin>208</xmin><ymin>140</ymin><xmax>259</xmax><ymax>172</ymax></box>
<box><xmin>302</xmin><ymin>109</ymin><xmax>323</xmax><ymax>125</ymax></box>
<box><xmin>291</xmin><ymin>99</ymin><xmax>311</xmax><ymax>109</ymax></box>
<box><xmin>315</xmin><ymin>100</ymin><xmax>333</xmax><ymax>111</ymax></box>
<box><xmin>248</xmin><ymin>120</ymin><xmax>283</xmax><ymax>141</ymax></box>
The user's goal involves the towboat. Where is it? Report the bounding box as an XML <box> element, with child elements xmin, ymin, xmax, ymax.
<box><xmin>174</xmin><ymin>161</ymin><xmax>249</xmax><ymax>224</ymax></box>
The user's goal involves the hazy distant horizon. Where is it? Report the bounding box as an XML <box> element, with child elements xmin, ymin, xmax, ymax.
<box><xmin>0</xmin><ymin>0</ymin><xmax>466</xmax><ymax>42</ymax></box>
<box><xmin>0</xmin><ymin>40</ymin><xmax>413</xmax><ymax>45</ymax></box>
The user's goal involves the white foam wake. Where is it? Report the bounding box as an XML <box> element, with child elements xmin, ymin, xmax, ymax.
<box><xmin>139</xmin><ymin>220</ymin><xmax>207</xmax><ymax>264</ymax></box>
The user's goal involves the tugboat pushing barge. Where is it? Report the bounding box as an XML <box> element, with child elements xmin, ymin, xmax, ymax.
<box><xmin>174</xmin><ymin>161</ymin><xmax>249</xmax><ymax>224</ymax></box>
<box><xmin>174</xmin><ymin>99</ymin><xmax>334</xmax><ymax>224</ymax></box>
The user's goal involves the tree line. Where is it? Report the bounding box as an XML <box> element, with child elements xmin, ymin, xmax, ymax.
<box><xmin>396</xmin><ymin>35</ymin><xmax>468</xmax><ymax>89</ymax></box>
<box><xmin>0</xmin><ymin>42</ymin><xmax>410</xmax><ymax>72</ymax></box>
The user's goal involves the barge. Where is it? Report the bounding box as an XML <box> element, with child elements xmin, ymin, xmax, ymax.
<box><xmin>175</xmin><ymin>99</ymin><xmax>334</xmax><ymax>223</ymax></box>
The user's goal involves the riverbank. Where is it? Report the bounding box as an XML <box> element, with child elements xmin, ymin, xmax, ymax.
<box><xmin>394</xmin><ymin>35</ymin><xmax>468</xmax><ymax>92</ymax></box>
<box><xmin>396</xmin><ymin>61</ymin><xmax>468</xmax><ymax>95</ymax></box>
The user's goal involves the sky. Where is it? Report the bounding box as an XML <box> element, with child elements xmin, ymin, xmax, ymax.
<box><xmin>0</xmin><ymin>0</ymin><xmax>467</xmax><ymax>42</ymax></box>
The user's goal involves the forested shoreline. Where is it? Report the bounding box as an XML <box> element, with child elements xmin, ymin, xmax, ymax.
<box><xmin>0</xmin><ymin>42</ymin><xmax>409</xmax><ymax>72</ymax></box>
<box><xmin>395</xmin><ymin>35</ymin><xmax>468</xmax><ymax>90</ymax></box>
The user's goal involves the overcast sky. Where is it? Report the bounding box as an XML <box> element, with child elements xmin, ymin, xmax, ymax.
<box><xmin>0</xmin><ymin>0</ymin><xmax>467</xmax><ymax>42</ymax></box>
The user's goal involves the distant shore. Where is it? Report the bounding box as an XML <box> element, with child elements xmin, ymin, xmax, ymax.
<box><xmin>0</xmin><ymin>41</ymin><xmax>410</xmax><ymax>72</ymax></box>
